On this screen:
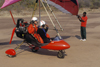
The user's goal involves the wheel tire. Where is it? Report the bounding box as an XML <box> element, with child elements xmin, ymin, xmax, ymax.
<box><xmin>57</xmin><ymin>50</ymin><xmax>64</xmax><ymax>58</ymax></box>
<box><xmin>31</xmin><ymin>47</ymin><xmax>39</xmax><ymax>52</ymax></box>
<box><xmin>7</xmin><ymin>55</ymin><xmax>15</xmax><ymax>58</ymax></box>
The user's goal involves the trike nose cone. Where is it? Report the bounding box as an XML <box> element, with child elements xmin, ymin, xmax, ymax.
<box><xmin>5</xmin><ymin>49</ymin><xmax>16</xmax><ymax>56</ymax></box>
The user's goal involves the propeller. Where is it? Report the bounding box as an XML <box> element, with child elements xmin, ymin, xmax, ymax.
<box><xmin>9</xmin><ymin>11</ymin><xmax>25</xmax><ymax>44</ymax></box>
<box><xmin>9</xmin><ymin>27</ymin><xmax>16</xmax><ymax>44</ymax></box>
<box><xmin>9</xmin><ymin>11</ymin><xmax>16</xmax><ymax>44</ymax></box>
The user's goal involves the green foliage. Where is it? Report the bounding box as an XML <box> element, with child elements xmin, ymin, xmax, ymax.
<box><xmin>78</xmin><ymin>0</ymin><xmax>100</xmax><ymax>9</ymax></box>
<box><xmin>90</xmin><ymin>0</ymin><xmax>100</xmax><ymax>9</ymax></box>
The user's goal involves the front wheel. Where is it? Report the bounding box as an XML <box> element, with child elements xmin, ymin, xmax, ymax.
<box><xmin>57</xmin><ymin>50</ymin><xmax>65</xmax><ymax>58</ymax></box>
<box><xmin>7</xmin><ymin>54</ymin><xmax>16</xmax><ymax>58</ymax></box>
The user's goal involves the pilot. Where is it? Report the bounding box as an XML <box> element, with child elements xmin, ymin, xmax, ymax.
<box><xmin>26</xmin><ymin>17</ymin><xmax>44</xmax><ymax>47</ymax></box>
<box><xmin>37</xmin><ymin>20</ymin><xmax>51</xmax><ymax>43</ymax></box>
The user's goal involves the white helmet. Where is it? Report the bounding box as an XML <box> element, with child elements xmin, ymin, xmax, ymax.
<box><xmin>31</xmin><ymin>17</ymin><xmax>38</xmax><ymax>21</ymax></box>
<box><xmin>40</xmin><ymin>20</ymin><xmax>46</xmax><ymax>26</ymax></box>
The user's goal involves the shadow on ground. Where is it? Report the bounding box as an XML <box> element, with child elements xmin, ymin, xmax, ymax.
<box><xmin>61</xmin><ymin>36</ymin><xmax>71</xmax><ymax>39</ymax></box>
<box><xmin>75</xmin><ymin>35</ymin><xmax>81</xmax><ymax>39</ymax></box>
<box><xmin>0</xmin><ymin>40</ymin><xmax>22</xmax><ymax>45</ymax></box>
<box><xmin>17</xmin><ymin>45</ymin><xmax>67</xmax><ymax>57</ymax></box>
<box><xmin>0</xmin><ymin>36</ymin><xmax>71</xmax><ymax>45</ymax></box>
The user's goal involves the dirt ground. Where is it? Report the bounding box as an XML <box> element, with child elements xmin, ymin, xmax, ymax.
<box><xmin>0</xmin><ymin>12</ymin><xmax>100</xmax><ymax>67</ymax></box>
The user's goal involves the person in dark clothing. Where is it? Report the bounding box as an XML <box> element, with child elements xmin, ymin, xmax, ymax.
<box><xmin>37</xmin><ymin>20</ymin><xmax>51</xmax><ymax>43</ymax></box>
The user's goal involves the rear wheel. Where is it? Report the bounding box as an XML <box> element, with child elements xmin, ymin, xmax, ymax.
<box><xmin>31</xmin><ymin>47</ymin><xmax>39</xmax><ymax>52</ymax></box>
<box><xmin>57</xmin><ymin>50</ymin><xmax>65</xmax><ymax>58</ymax></box>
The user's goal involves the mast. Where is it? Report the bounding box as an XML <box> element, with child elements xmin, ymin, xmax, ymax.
<box><xmin>39</xmin><ymin>0</ymin><xmax>41</xmax><ymax>23</ymax></box>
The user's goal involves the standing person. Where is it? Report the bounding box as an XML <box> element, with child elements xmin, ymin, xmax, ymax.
<box><xmin>77</xmin><ymin>12</ymin><xmax>88</xmax><ymax>41</ymax></box>
<box><xmin>26</xmin><ymin>17</ymin><xmax>44</xmax><ymax>47</ymax></box>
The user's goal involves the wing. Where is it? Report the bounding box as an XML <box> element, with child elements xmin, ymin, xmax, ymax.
<box><xmin>43</xmin><ymin>0</ymin><xmax>79</xmax><ymax>15</ymax></box>
<box><xmin>0</xmin><ymin>0</ymin><xmax>21</xmax><ymax>9</ymax></box>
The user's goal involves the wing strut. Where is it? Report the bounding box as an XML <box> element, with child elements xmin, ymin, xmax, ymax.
<box><xmin>44</xmin><ymin>0</ymin><xmax>63</xmax><ymax>31</ymax></box>
<box><xmin>40</xmin><ymin>0</ymin><xmax>61</xmax><ymax>39</ymax></box>
<box><xmin>32</xmin><ymin>0</ymin><xmax>38</xmax><ymax>17</ymax></box>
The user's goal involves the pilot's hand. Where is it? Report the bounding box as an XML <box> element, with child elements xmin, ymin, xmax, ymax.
<box><xmin>50</xmin><ymin>39</ymin><xmax>52</xmax><ymax>42</ymax></box>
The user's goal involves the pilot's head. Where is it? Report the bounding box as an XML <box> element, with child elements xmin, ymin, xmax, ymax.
<box><xmin>31</xmin><ymin>17</ymin><xmax>38</xmax><ymax>25</ymax></box>
<box><xmin>40</xmin><ymin>20</ymin><xmax>46</xmax><ymax>27</ymax></box>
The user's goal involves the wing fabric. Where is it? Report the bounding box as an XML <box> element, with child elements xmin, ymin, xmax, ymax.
<box><xmin>0</xmin><ymin>0</ymin><xmax>21</xmax><ymax>9</ymax></box>
<box><xmin>1</xmin><ymin>0</ymin><xmax>79</xmax><ymax>15</ymax></box>
<box><xmin>43</xmin><ymin>0</ymin><xmax>79</xmax><ymax>15</ymax></box>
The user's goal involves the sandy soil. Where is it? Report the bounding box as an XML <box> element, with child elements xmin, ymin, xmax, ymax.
<box><xmin>0</xmin><ymin>11</ymin><xmax>100</xmax><ymax>67</ymax></box>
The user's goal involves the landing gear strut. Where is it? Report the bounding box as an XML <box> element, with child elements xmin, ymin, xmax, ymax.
<box><xmin>31</xmin><ymin>47</ymin><xmax>39</xmax><ymax>52</ymax></box>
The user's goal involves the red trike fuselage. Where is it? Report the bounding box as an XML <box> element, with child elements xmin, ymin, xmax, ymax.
<box><xmin>41</xmin><ymin>40</ymin><xmax>70</xmax><ymax>50</ymax></box>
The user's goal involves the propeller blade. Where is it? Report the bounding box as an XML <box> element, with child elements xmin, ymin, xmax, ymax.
<box><xmin>9</xmin><ymin>27</ymin><xmax>16</xmax><ymax>44</ymax></box>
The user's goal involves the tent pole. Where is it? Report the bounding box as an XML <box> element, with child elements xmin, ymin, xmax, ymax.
<box><xmin>44</xmin><ymin>0</ymin><xmax>63</xmax><ymax>31</ymax></box>
<box><xmin>40</xmin><ymin>0</ymin><xmax>61</xmax><ymax>39</ymax></box>
<box><xmin>32</xmin><ymin>0</ymin><xmax>38</xmax><ymax>17</ymax></box>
